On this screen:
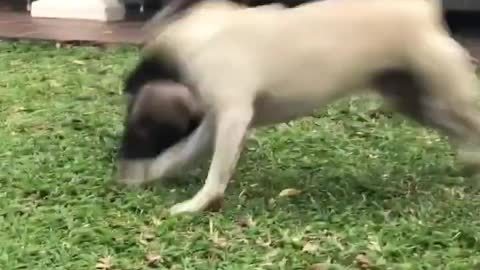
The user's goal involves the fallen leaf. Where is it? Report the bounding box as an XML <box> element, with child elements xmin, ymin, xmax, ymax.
<box><xmin>276</xmin><ymin>123</ymin><xmax>291</xmax><ymax>132</ymax></box>
<box><xmin>355</xmin><ymin>254</ymin><xmax>372</xmax><ymax>269</ymax></box>
<box><xmin>151</xmin><ymin>217</ymin><xmax>163</xmax><ymax>226</ymax></box>
<box><xmin>279</xmin><ymin>188</ymin><xmax>302</xmax><ymax>197</ymax></box>
<box><xmin>268</xmin><ymin>198</ymin><xmax>276</xmax><ymax>206</ymax></box>
<box><xmin>302</xmin><ymin>242</ymin><xmax>319</xmax><ymax>253</ymax></box>
<box><xmin>367</xmin><ymin>235</ymin><xmax>382</xmax><ymax>252</ymax></box>
<box><xmin>306</xmin><ymin>263</ymin><xmax>329</xmax><ymax>270</ymax></box>
<box><xmin>142</xmin><ymin>232</ymin><xmax>155</xmax><ymax>241</ymax></box>
<box><xmin>256</xmin><ymin>236</ymin><xmax>272</xmax><ymax>247</ymax></box>
<box><xmin>265</xmin><ymin>248</ymin><xmax>281</xmax><ymax>260</ymax></box>
<box><xmin>96</xmin><ymin>256</ymin><xmax>113</xmax><ymax>270</ymax></box>
<box><xmin>48</xmin><ymin>80</ymin><xmax>61</xmax><ymax>88</ymax></box>
<box><xmin>145</xmin><ymin>253</ymin><xmax>163</xmax><ymax>267</ymax></box>
<box><xmin>72</xmin><ymin>60</ymin><xmax>86</xmax><ymax>65</ymax></box>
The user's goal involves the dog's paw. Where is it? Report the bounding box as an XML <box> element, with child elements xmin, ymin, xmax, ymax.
<box><xmin>169</xmin><ymin>200</ymin><xmax>200</xmax><ymax>215</ymax></box>
<box><xmin>169</xmin><ymin>196</ymin><xmax>224</xmax><ymax>216</ymax></box>
<box><xmin>116</xmin><ymin>159</ymin><xmax>153</xmax><ymax>186</ymax></box>
<box><xmin>116</xmin><ymin>177</ymin><xmax>146</xmax><ymax>187</ymax></box>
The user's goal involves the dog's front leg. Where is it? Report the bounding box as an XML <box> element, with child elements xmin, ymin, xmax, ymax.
<box><xmin>169</xmin><ymin>106</ymin><xmax>253</xmax><ymax>215</ymax></box>
<box><xmin>117</xmin><ymin>118</ymin><xmax>213</xmax><ymax>186</ymax></box>
<box><xmin>146</xmin><ymin>118</ymin><xmax>214</xmax><ymax>182</ymax></box>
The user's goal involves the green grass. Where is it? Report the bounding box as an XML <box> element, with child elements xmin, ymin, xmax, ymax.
<box><xmin>1</xmin><ymin>41</ymin><xmax>480</xmax><ymax>270</ymax></box>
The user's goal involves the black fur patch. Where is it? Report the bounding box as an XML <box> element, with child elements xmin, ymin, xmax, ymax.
<box><xmin>118</xmin><ymin>57</ymin><xmax>200</xmax><ymax>160</ymax></box>
<box><xmin>123</xmin><ymin>56</ymin><xmax>182</xmax><ymax>96</ymax></box>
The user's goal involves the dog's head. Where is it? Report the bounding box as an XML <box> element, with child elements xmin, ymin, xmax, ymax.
<box><xmin>119</xmin><ymin>81</ymin><xmax>201</xmax><ymax>159</ymax></box>
<box><xmin>117</xmin><ymin>57</ymin><xmax>202</xmax><ymax>181</ymax></box>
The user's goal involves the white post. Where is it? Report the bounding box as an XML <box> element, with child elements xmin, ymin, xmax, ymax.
<box><xmin>30</xmin><ymin>0</ymin><xmax>126</xmax><ymax>21</ymax></box>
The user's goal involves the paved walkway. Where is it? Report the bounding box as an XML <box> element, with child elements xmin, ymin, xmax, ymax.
<box><xmin>0</xmin><ymin>11</ymin><xmax>479</xmax><ymax>59</ymax></box>
<box><xmin>0</xmin><ymin>12</ymin><xmax>144</xmax><ymax>45</ymax></box>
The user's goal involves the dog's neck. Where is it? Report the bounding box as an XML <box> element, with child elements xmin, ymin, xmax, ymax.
<box><xmin>143</xmin><ymin>0</ymin><xmax>243</xmax><ymax>36</ymax></box>
<box><xmin>143</xmin><ymin>0</ymin><xmax>244</xmax><ymax>68</ymax></box>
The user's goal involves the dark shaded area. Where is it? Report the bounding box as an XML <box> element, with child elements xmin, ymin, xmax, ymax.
<box><xmin>446</xmin><ymin>11</ymin><xmax>480</xmax><ymax>37</ymax></box>
<box><xmin>0</xmin><ymin>0</ymin><xmax>28</xmax><ymax>11</ymax></box>
<box><xmin>446</xmin><ymin>11</ymin><xmax>480</xmax><ymax>59</ymax></box>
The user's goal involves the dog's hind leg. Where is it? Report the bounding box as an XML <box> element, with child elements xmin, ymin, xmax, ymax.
<box><xmin>169</xmin><ymin>104</ymin><xmax>254</xmax><ymax>215</ymax></box>
<box><xmin>376</xmin><ymin>37</ymin><xmax>480</xmax><ymax>174</ymax></box>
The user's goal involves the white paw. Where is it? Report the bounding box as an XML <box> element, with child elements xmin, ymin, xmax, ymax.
<box><xmin>169</xmin><ymin>195</ymin><xmax>225</xmax><ymax>216</ymax></box>
<box><xmin>147</xmin><ymin>163</ymin><xmax>174</xmax><ymax>181</ymax></box>
<box><xmin>116</xmin><ymin>177</ymin><xmax>146</xmax><ymax>187</ymax></box>
<box><xmin>116</xmin><ymin>159</ymin><xmax>152</xmax><ymax>186</ymax></box>
<box><xmin>169</xmin><ymin>199</ymin><xmax>202</xmax><ymax>215</ymax></box>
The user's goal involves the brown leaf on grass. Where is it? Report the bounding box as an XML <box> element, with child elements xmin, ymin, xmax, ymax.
<box><xmin>145</xmin><ymin>253</ymin><xmax>163</xmax><ymax>267</ymax></box>
<box><xmin>72</xmin><ymin>60</ymin><xmax>86</xmax><ymax>65</ymax></box>
<box><xmin>306</xmin><ymin>263</ymin><xmax>329</xmax><ymax>270</ymax></box>
<box><xmin>278</xmin><ymin>188</ymin><xmax>302</xmax><ymax>197</ymax></box>
<box><xmin>256</xmin><ymin>238</ymin><xmax>272</xmax><ymax>247</ymax></box>
<box><xmin>255</xmin><ymin>233</ymin><xmax>272</xmax><ymax>247</ymax></box>
<box><xmin>302</xmin><ymin>242</ymin><xmax>319</xmax><ymax>254</ymax></box>
<box><xmin>142</xmin><ymin>232</ymin><xmax>155</xmax><ymax>241</ymax></box>
<box><xmin>268</xmin><ymin>198</ymin><xmax>276</xmax><ymax>207</ymax></box>
<box><xmin>95</xmin><ymin>256</ymin><xmax>113</xmax><ymax>270</ymax></box>
<box><xmin>276</xmin><ymin>123</ymin><xmax>292</xmax><ymax>132</ymax></box>
<box><xmin>264</xmin><ymin>248</ymin><xmax>281</xmax><ymax>262</ymax></box>
<box><xmin>48</xmin><ymin>79</ymin><xmax>62</xmax><ymax>88</ymax></box>
<box><xmin>355</xmin><ymin>254</ymin><xmax>372</xmax><ymax>269</ymax></box>
<box><xmin>151</xmin><ymin>217</ymin><xmax>164</xmax><ymax>226</ymax></box>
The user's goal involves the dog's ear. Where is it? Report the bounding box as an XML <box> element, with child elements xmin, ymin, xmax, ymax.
<box><xmin>123</xmin><ymin>56</ymin><xmax>181</xmax><ymax>97</ymax></box>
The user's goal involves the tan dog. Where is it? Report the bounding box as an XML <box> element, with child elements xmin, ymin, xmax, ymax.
<box><xmin>118</xmin><ymin>0</ymin><xmax>480</xmax><ymax>215</ymax></box>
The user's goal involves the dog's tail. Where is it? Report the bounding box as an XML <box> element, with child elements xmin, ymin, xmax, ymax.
<box><xmin>142</xmin><ymin>0</ymin><xmax>205</xmax><ymax>40</ymax></box>
<box><xmin>431</xmin><ymin>0</ymin><xmax>443</xmax><ymax>16</ymax></box>
<box><xmin>424</xmin><ymin>0</ymin><xmax>479</xmax><ymax>68</ymax></box>
<box><xmin>425</xmin><ymin>0</ymin><xmax>445</xmax><ymax>30</ymax></box>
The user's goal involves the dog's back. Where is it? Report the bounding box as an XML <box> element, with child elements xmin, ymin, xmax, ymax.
<box><xmin>162</xmin><ymin>0</ymin><xmax>452</xmax><ymax>124</ymax></box>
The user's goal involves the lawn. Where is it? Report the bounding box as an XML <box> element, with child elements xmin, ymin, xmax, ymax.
<box><xmin>1</xmin><ymin>41</ymin><xmax>480</xmax><ymax>270</ymax></box>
